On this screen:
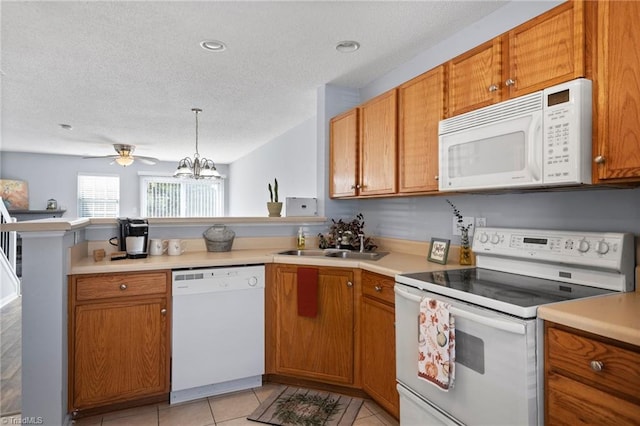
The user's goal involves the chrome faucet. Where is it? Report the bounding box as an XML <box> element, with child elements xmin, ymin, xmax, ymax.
<box><xmin>359</xmin><ymin>234</ymin><xmax>365</xmax><ymax>252</ymax></box>
<box><xmin>335</xmin><ymin>231</ymin><xmax>342</xmax><ymax>249</ymax></box>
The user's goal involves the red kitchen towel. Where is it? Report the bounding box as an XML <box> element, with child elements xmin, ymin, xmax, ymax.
<box><xmin>297</xmin><ymin>267</ymin><xmax>318</xmax><ymax>317</ymax></box>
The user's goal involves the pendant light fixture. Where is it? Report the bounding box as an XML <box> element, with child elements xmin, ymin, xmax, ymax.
<box><xmin>174</xmin><ymin>108</ymin><xmax>221</xmax><ymax>179</ymax></box>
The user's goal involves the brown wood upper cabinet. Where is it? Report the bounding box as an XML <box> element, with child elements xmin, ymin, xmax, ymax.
<box><xmin>329</xmin><ymin>108</ymin><xmax>359</xmax><ymax>197</ymax></box>
<box><xmin>398</xmin><ymin>65</ymin><xmax>445</xmax><ymax>193</ymax></box>
<box><xmin>329</xmin><ymin>90</ymin><xmax>398</xmax><ymax>198</ymax></box>
<box><xmin>447</xmin><ymin>0</ymin><xmax>585</xmax><ymax>117</ymax></box>
<box><xmin>359</xmin><ymin>89</ymin><xmax>398</xmax><ymax>196</ymax></box>
<box><xmin>589</xmin><ymin>0</ymin><xmax>640</xmax><ymax>182</ymax></box>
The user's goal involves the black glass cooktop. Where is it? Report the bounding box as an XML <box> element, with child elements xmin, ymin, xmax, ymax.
<box><xmin>399</xmin><ymin>268</ymin><xmax>614</xmax><ymax>309</ymax></box>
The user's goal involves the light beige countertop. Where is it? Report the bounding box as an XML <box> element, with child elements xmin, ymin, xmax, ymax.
<box><xmin>538</xmin><ymin>266</ymin><xmax>640</xmax><ymax>347</ymax></box>
<box><xmin>70</xmin><ymin>246</ymin><xmax>465</xmax><ymax>277</ymax></box>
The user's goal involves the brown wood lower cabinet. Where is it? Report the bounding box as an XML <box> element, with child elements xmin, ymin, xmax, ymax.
<box><xmin>266</xmin><ymin>264</ymin><xmax>357</xmax><ymax>386</ymax></box>
<box><xmin>544</xmin><ymin>322</ymin><xmax>640</xmax><ymax>425</ymax></box>
<box><xmin>361</xmin><ymin>271</ymin><xmax>399</xmax><ymax>418</ymax></box>
<box><xmin>68</xmin><ymin>271</ymin><xmax>171</xmax><ymax>416</ymax></box>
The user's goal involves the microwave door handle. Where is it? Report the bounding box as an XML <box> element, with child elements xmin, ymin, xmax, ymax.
<box><xmin>394</xmin><ymin>286</ymin><xmax>526</xmax><ymax>335</ymax></box>
<box><xmin>527</xmin><ymin>113</ymin><xmax>542</xmax><ymax>181</ymax></box>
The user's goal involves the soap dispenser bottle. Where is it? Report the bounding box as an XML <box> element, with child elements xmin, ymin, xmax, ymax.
<box><xmin>296</xmin><ymin>227</ymin><xmax>306</xmax><ymax>250</ymax></box>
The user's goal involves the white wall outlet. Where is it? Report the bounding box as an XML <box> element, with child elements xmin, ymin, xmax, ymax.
<box><xmin>476</xmin><ymin>217</ymin><xmax>487</xmax><ymax>228</ymax></box>
<box><xmin>452</xmin><ymin>216</ymin><xmax>475</xmax><ymax>236</ymax></box>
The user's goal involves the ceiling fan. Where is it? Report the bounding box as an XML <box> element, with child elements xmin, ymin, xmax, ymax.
<box><xmin>83</xmin><ymin>144</ymin><xmax>159</xmax><ymax>167</ymax></box>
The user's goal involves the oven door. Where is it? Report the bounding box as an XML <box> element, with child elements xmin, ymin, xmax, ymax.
<box><xmin>395</xmin><ymin>283</ymin><xmax>539</xmax><ymax>426</ymax></box>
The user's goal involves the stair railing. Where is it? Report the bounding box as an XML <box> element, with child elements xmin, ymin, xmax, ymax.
<box><xmin>0</xmin><ymin>198</ymin><xmax>18</xmax><ymax>274</ymax></box>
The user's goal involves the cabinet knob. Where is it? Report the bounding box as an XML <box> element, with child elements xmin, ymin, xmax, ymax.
<box><xmin>346</xmin><ymin>281</ymin><xmax>353</xmax><ymax>288</ymax></box>
<box><xmin>119</xmin><ymin>284</ymin><xmax>128</xmax><ymax>290</ymax></box>
<box><xmin>434</xmin><ymin>175</ymin><xmax>439</xmax><ymax>181</ymax></box>
<box><xmin>505</xmin><ymin>78</ymin><xmax>516</xmax><ymax>87</ymax></box>
<box><xmin>161</xmin><ymin>308</ymin><xmax>167</xmax><ymax>315</ymax></box>
<box><xmin>594</xmin><ymin>155</ymin><xmax>606</xmax><ymax>164</ymax></box>
<box><xmin>350</xmin><ymin>184</ymin><xmax>361</xmax><ymax>189</ymax></box>
<box><xmin>488</xmin><ymin>84</ymin><xmax>498</xmax><ymax>92</ymax></box>
<box><xmin>374</xmin><ymin>285</ymin><xmax>382</xmax><ymax>292</ymax></box>
<box><xmin>590</xmin><ymin>360</ymin><xmax>604</xmax><ymax>372</ymax></box>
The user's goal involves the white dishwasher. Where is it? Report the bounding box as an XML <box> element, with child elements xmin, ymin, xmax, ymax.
<box><xmin>171</xmin><ymin>264</ymin><xmax>265</xmax><ymax>404</ymax></box>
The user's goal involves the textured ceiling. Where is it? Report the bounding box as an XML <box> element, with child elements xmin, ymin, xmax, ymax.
<box><xmin>1</xmin><ymin>1</ymin><xmax>506</xmax><ymax>164</ymax></box>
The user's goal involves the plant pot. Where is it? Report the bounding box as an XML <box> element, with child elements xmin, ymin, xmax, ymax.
<box><xmin>267</xmin><ymin>202</ymin><xmax>283</xmax><ymax>217</ymax></box>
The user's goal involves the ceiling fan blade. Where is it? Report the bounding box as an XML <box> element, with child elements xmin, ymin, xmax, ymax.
<box><xmin>137</xmin><ymin>157</ymin><xmax>158</xmax><ymax>165</ymax></box>
<box><xmin>82</xmin><ymin>155</ymin><xmax>119</xmax><ymax>160</ymax></box>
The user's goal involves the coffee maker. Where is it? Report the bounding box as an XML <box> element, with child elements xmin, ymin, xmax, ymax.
<box><xmin>115</xmin><ymin>218</ymin><xmax>149</xmax><ymax>259</ymax></box>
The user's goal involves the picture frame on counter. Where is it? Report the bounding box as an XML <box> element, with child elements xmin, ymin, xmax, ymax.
<box><xmin>427</xmin><ymin>238</ymin><xmax>450</xmax><ymax>265</ymax></box>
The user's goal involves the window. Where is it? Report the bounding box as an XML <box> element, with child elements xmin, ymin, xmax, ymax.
<box><xmin>141</xmin><ymin>176</ymin><xmax>224</xmax><ymax>217</ymax></box>
<box><xmin>77</xmin><ymin>174</ymin><xmax>120</xmax><ymax>218</ymax></box>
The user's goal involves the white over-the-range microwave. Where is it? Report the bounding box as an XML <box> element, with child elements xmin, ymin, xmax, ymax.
<box><xmin>438</xmin><ymin>78</ymin><xmax>592</xmax><ymax>192</ymax></box>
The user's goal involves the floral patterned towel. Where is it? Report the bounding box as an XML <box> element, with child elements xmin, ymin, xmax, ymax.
<box><xmin>418</xmin><ymin>298</ymin><xmax>455</xmax><ymax>391</ymax></box>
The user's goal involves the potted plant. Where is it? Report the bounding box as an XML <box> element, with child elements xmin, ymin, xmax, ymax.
<box><xmin>267</xmin><ymin>178</ymin><xmax>282</xmax><ymax>217</ymax></box>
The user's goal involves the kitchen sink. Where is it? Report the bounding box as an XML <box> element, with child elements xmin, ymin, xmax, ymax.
<box><xmin>276</xmin><ymin>249</ymin><xmax>388</xmax><ymax>261</ymax></box>
<box><xmin>277</xmin><ymin>249</ymin><xmax>327</xmax><ymax>256</ymax></box>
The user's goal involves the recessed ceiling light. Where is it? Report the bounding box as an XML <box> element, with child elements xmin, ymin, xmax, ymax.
<box><xmin>200</xmin><ymin>40</ymin><xmax>227</xmax><ymax>52</ymax></box>
<box><xmin>336</xmin><ymin>40</ymin><xmax>360</xmax><ymax>53</ymax></box>
<box><xmin>58</xmin><ymin>123</ymin><xmax>73</xmax><ymax>130</ymax></box>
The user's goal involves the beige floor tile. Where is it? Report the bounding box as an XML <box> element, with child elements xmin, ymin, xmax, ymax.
<box><xmin>158</xmin><ymin>399</ymin><xmax>214</xmax><ymax>426</ymax></box>
<box><xmin>252</xmin><ymin>383</ymin><xmax>280</xmax><ymax>403</ymax></box>
<box><xmin>353</xmin><ymin>415</ymin><xmax>386</xmax><ymax>426</ymax></box>
<box><xmin>355</xmin><ymin>403</ymin><xmax>374</xmax><ymax>420</ymax></box>
<box><xmin>102</xmin><ymin>410</ymin><xmax>158</xmax><ymax>426</ymax></box>
<box><xmin>375</xmin><ymin>410</ymin><xmax>399</xmax><ymax>426</ymax></box>
<box><xmin>362</xmin><ymin>399</ymin><xmax>384</xmax><ymax>415</ymax></box>
<box><xmin>216</xmin><ymin>416</ymin><xmax>259</xmax><ymax>426</ymax></box>
<box><xmin>209</xmin><ymin>390</ymin><xmax>260</xmax><ymax>423</ymax></box>
<box><xmin>101</xmin><ymin>403</ymin><xmax>158</xmax><ymax>421</ymax></box>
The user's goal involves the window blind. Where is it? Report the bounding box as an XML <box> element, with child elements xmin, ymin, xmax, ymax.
<box><xmin>141</xmin><ymin>176</ymin><xmax>223</xmax><ymax>217</ymax></box>
<box><xmin>77</xmin><ymin>174</ymin><xmax>120</xmax><ymax>218</ymax></box>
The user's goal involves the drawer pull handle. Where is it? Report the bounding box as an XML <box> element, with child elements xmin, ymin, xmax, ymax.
<box><xmin>161</xmin><ymin>308</ymin><xmax>167</xmax><ymax>315</ymax></box>
<box><xmin>590</xmin><ymin>360</ymin><xmax>604</xmax><ymax>372</ymax></box>
<box><xmin>346</xmin><ymin>281</ymin><xmax>353</xmax><ymax>288</ymax></box>
<box><xmin>120</xmin><ymin>284</ymin><xmax>128</xmax><ymax>290</ymax></box>
<box><xmin>374</xmin><ymin>286</ymin><xmax>382</xmax><ymax>292</ymax></box>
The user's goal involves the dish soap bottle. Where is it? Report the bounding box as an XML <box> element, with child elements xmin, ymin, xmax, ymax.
<box><xmin>296</xmin><ymin>227</ymin><xmax>306</xmax><ymax>250</ymax></box>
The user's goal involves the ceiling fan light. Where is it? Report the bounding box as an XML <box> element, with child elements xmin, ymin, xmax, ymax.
<box><xmin>115</xmin><ymin>156</ymin><xmax>134</xmax><ymax>167</ymax></box>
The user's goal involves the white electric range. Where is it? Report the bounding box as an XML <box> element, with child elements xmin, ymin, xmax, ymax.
<box><xmin>394</xmin><ymin>227</ymin><xmax>635</xmax><ymax>425</ymax></box>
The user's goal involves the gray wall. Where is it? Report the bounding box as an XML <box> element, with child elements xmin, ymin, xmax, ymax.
<box><xmin>0</xmin><ymin>152</ymin><xmax>230</xmax><ymax>218</ymax></box>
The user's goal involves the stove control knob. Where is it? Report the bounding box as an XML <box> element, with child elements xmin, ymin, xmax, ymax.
<box><xmin>577</xmin><ymin>238</ymin><xmax>590</xmax><ymax>253</ymax></box>
<box><xmin>248</xmin><ymin>276</ymin><xmax>258</xmax><ymax>287</ymax></box>
<box><xmin>490</xmin><ymin>233</ymin><xmax>500</xmax><ymax>244</ymax></box>
<box><xmin>478</xmin><ymin>232</ymin><xmax>489</xmax><ymax>244</ymax></box>
<box><xmin>596</xmin><ymin>240</ymin><xmax>610</xmax><ymax>255</ymax></box>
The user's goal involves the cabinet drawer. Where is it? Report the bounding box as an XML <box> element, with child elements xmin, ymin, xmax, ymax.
<box><xmin>75</xmin><ymin>272</ymin><xmax>168</xmax><ymax>301</ymax></box>
<box><xmin>547</xmin><ymin>327</ymin><xmax>640</xmax><ymax>401</ymax></box>
<box><xmin>362</xmin><ymin>272</ymin><xmax>395</xmax><ymax>305</ymax></box>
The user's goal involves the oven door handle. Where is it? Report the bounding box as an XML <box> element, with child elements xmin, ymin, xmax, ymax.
<box><xmin>394</xmin><ymin>286</ymin><xmax>526</xmax><ymax>335</ymax></box>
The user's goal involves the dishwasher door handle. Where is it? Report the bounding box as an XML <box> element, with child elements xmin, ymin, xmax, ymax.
<box><xmin>394</xmin><ymin>285</ymin><xmax>526</xmax><ymax>335</ymax></box>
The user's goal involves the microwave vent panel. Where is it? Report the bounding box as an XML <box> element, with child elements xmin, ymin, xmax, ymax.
<box><xmin>440</xmin><ymin>91</ymin><xmax>543</xmax><ymax>135</ymax></box>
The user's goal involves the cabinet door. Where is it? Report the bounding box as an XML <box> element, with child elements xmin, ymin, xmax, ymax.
<box><xmin>359</xmin><ymin>90</ymin><xmax>398</xmax><ymax>196</ymax></box>
<box><xmin>398</xmin><ymin>66</ymin><xmax>445</xmax><ymax>193</ymax></box>
<box><xmin>329</xmin><ymin>109</ymin><xmax>359</xmax><ymax>197</ymax></box>
<box><xmin>72</xmin><ymin>298</ymin><xmax>168</xmax><ymax>409</ymax></box>
<box><xmin>592</xmin><ymin>0</ymin><xmax>640</xmax><ymax>182</ymax></box>
<box><xmin>274</xmin><ymin>266</ymin><xmax>354</xmax><ymax>384</ymax></box>
<box><xmin>362</xmin><ymin>296</ymin><xmax>398</xmax><ymax>418</ymax></box>
<box><xmin>506</xmin><ymin>0</ymin><xmax>585</xmax><ymax>99</ymax></box>
<box><xmin>447</xmin><ymin>38</ymin><xmax>502</xmax><ymax>117</ymax></box>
